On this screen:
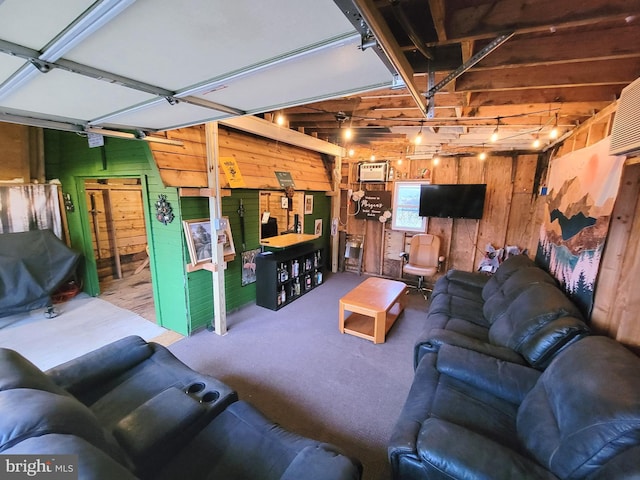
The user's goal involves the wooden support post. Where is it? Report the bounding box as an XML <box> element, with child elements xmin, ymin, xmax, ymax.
<box><xmin>102</xmin><ymin>189</ymin><xmax>122</xmax><ymax>279</ymax></box>
<box><xmin>205</xmin><ymin>122</ymin><xmax>227</xmax><ymax>335</ymax></box>
<box><xmin>331</xmin><ymin>155</ymin><xmax>342</xmax><ymax>273</ymax></box>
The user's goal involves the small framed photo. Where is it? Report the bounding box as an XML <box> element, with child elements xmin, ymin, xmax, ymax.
<box><xmin>304</xmin><ymin>194</ymin><xmax>314</xmax><ymax>214</ymax></box>
<box><xmin>314</xmin><ymin>218</ymin><xmax>322</xmax><ymax>236</ymax></box>
<box><xmin>219</xmin><ymin>216</ymin><xmax>235</xmax><ymax>258</ymax></box>
<box><xmin>281</xmin><ymin>196</ymin><xmax>289</xmax><ymax>209</ymax></box>
<box><xmin>183</xmin><ymin>219</ymin><xmax>213</xmax><ymax>266</ymax></box>
<box><xmin>183</xmin><ymin>217</ymin><xmax>235</xmax><ymax>266</ymax></box>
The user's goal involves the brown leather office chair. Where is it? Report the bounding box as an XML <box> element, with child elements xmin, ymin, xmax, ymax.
<box><xmin>400</xmin><ymin>234</ymin><xmax>444</xmax><ymax>299</ymax></box>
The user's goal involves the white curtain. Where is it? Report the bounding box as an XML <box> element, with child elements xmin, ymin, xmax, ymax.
<box><xmin>0</xmin><ymin>184</ymin><xmax>62</xmax><ymax>238</ymax></box>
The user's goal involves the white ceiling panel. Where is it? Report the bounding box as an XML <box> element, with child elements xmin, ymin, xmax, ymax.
<box><xmin>64</xmin><ymin>0</ymin><xmax>357</xmax><ymax>91</ymax></box>
<box><xmin>0</xmin><ymin>54</ymin><xmax>27</xmax><ymax>81</ymax></box>
<box><xmin>0</xmin><ymin>0</ymin><xmax>95</xmax><ymax>50</ymax></box>
<box><xmin>0</xmin><ymin>69</ymin><xmax>154</xmax><ymax>121</ymax></box>
<box><xmin>100</xmin><ymin>100</ymin><xmax>229</xmax><ymax>131</ymax></box>
<box><xmin>196</xmin><ymin>39</ymin><xmax>392</xmax><ymax>113</ymax></box>
<box><xmin>0</xmin><ymin>0</ymin><xmax>395</xmax><ymax>134</ymax></box>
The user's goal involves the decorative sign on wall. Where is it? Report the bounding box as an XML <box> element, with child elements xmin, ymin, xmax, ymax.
<box><xmin>155</xmin><ymin>194</ymin><xmax>174</xmax><ymax>225</ymax></box>
<box><xmin>536</xmin><ymin>137</ymin><xmax>624</xmax><ymax>317</ymax></box>
<box><xmin>274</xmin><ymin>171</ymin><xmax>295</xmax><ymax>188</ymax></box>
<box><xmin>220</xmin><ymin>156</ymin><xmax>246</xmax><ymax>188</ymax></box>
<box><xmin>355</xmin><ymin>190</ymin><xmax>392</xmax><ymax>222</ymax></box>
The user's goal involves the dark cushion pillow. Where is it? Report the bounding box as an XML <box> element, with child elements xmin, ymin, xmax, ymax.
<box><xmin>481</xmin><ymin>255</ymin><xmax>535</xmax><ymax>301</ymax></box>
<box><xmin>482</xmin><ymin>268</ymin><xmax>556</xmax><ymax>324</ymax></box>
<box><xmin>488</xmin><ymin>283</ymin><xmax>583</xmax><ymax>351</ymax></box>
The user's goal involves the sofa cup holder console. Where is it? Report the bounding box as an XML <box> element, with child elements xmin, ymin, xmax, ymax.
<box><xmin>185</xmin><ymin>381</ymin><xmax>220</xmax><ymax>405</ymax></box>
<box><xmin>201</xmin><ymin>391</ymin><xmax>219</xmax><ymax>403</ymax></box>
<box><xmin>186</xmin><ymin>382</ymin><xmax>205</xmax><ymax>394</ymax></box>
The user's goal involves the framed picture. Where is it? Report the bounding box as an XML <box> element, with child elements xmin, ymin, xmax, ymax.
<box><xmin>241</xmin><ymin>248</ymin><xmax>260</xmax><ymax>286</ymax></box>
<box><xmin>304</xmin><ymin>194</ymin><xmax>314</xmax><ymax>214</ymax></box>
<box><xmin>219</xmin><ymin>216</ymin><xmax>236</xmax><ymax>258</ymax></box>
<box><xmin>183</xmin><ymin>219</ymin><xmax>213</xmax><ymax>266</ymax></box>
<box><xmin>314</xmin><ymin>218</ymin><xmax>322</xmax><ymax>236</ymax></box>
<box><xmin>281</xmin><ymin>196</ymin><xmax>289</xmax><ymax>209</ymax></box>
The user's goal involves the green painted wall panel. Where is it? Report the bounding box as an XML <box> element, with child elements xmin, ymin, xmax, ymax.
<box><xmin>44</xmin><ymin>129</ymin><xmax>333</xmax><ymax>335</ymax></box>
<box><xmin>43</xmin><ymin>131</ymin><xmax>190</xmax><ymax>335</ymax></box>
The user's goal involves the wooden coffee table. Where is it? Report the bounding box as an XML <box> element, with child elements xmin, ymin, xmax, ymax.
<box><xmin>339</xmin><ymin>277</ymin><xmax>407</xmax><ymax>344</ymax></box>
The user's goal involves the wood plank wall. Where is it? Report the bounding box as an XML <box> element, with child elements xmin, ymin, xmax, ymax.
<box><xmin>340</xmin><ymin>152</ymin><xmax>542</xmax><ymax>277</ymax></box>
<box><xmin>84</xmin><ymin>179</ymin><xmax>147</xmax><ymax>280</ymax></box>
<box><xmin>0</xmin><ymin>124</ymin><xmax>44</xmax><ymax>183</ymax></box>
<box><xmin>148</xmin><ymin>125</ymin><xmax>332</xmax><ymax>191</ymax></box>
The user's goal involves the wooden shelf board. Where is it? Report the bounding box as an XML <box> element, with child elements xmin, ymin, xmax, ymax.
<box><xmin>342</xmin><ymin>304</ymin><xmax>402</xmax><ymax>343</ymax></box>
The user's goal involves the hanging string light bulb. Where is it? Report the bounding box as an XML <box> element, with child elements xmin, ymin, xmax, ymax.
<box><xmin>414</xmin><ymin>120</ymin><xmax>424</xmax><ymax>145</ymax></box>
<box><xmin>532</xmin><ymin>134</ymin><xmax>541</xmax><ymax>149</ymax></box>
<box><xmin>478</xmin><ymin>144</ymin><xmax>487</xmax><ymax>161</ymax></box>
<box><xmin>490</xmin><ymin>117</ymin><xmax>500</xmax><ymax>143</ymax></box>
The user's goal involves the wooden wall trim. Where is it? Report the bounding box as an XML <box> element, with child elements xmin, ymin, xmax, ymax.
<box><xmin>221</xmin><ymin>116</ymin><xmax>344</xmax><ymax>157</ymax></box>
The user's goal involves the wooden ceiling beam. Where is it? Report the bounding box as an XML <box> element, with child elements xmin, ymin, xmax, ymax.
<box><xmin>353</xmin><ymin>0</ymin><xmax>429</xmax><ymax>117</ymax></box>
<box><xmin>428</xmin><ymin>0</ymin><xmax>448</xmax><ymax>41</ymax></box>
<box><xmin>468</xmin><ymin>85</ymin><xmax>622</xmax><ymax>107</ymax></box>
<box><xmin>444</xmin><ymin>0</ymin><xmax>640</xmax><ymax>43</ymax></box>
<box><xmin>473</xmin><ymin>24</ymin><xmax>640</xmax><ymax>69</ymax></box>
<box><xmin>456</xmin><ymin>57</ymin><xmax>640</xmax><ymax>91</ymax></box>
<box><xmin>463</xmin><ymin>103</ymin><xmax>610</xmax><ymax>119</ymax></box>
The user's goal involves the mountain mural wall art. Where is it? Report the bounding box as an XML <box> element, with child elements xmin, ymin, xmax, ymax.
<box><xmin>536</xmin><ymin>137</ymin><xmax>625</xmax><ymax>317</ymax></box>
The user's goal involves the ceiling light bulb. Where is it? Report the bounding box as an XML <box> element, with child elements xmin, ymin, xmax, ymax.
<box><xmin>478</xmin><ymin>151</ymin><xmax>487</xmax><ymax>161</ymax></box>
<box><xmin>370</xmin><ymin>154</ymin><xmax>376</xmax><ymax>161</ymax></box>
<box><xmin>532</xmin><ymin>136</ymin><xmax>541</xmax><ymax>148</ymax></box>
<box><xmin>348</xmin><ymin>148</ymin><xmax>355</xmax><ymax>157</ymax></box>
<box><xmin>397</xmin><ymin>159</ymin><xmax>403</xmax><ymax>165</ymax></box>
<box><xmin>433</xmin><ymin>157</ymin><xmax>440</xmax><ymax>165</ymax></box>
<box><xmin>415</xmin><ymin>120</ymin><xmax>424</xmax><ymax>145</ymax></box>
<box><xmin>490</xmin><ymin>128</ymin><xmax>499</xmax><ymax>143</ymax></box>
<box><xmin>276</xmin><ymin>114</ymin><xmax>285</xmax><ymax>126</ymax></box>
<box><xmin>344</xmin><ymin>128</ymin><xmax>352</xmax><ymax>140</ymax></box>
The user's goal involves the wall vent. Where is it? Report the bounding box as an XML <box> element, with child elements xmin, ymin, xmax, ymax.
<box><xmin>610</xmin><ymin>76</ymin><xmax>640</xmax><ymax>156</ymax></box>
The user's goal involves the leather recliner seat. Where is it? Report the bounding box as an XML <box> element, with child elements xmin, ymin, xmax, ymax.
<box><xmin>389</xmin><ymin>336</ymin><xmax>640</xmax><ymax>479</ymax></box>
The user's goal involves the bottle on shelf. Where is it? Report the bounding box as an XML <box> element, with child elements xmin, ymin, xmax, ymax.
<box><xmin>280</xmin><ymin>285</ymin><xmax>286</xmax><ymax>305</ymax></box>
<box><xmin>292</xmin><ymin>259</ymin><xmax>299</xmax><ymax>277</ymax></box>
<box><xmin>305</xmin><ymin>274</ymin><xmax>312</xmax><ymax>290</ymax></box>
<box><xmin>295</xmin><ymin>278</ymin><xmax>301</xmax><ymax>296</ymax></box>
<box><xmin>279</xmin><ymin>263</ymin><xmax>288</xmax><ymax>282</ymax></box>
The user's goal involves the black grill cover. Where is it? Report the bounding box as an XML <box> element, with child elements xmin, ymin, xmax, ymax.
<box><xmin>0</xmin><ymin>230</ymin><xmax>81</xmax><ymax>317</ymax></box>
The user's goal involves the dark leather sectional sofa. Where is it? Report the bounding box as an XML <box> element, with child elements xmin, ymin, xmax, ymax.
<box><xmin>0</xmin><ymin>335</ymin><xmax>361</xmax><ymax>480</ymax></box>
<box><xmin>388</xmin><ymin>255</ymin><xmax>640</xmax><ymax>479</ymax></box>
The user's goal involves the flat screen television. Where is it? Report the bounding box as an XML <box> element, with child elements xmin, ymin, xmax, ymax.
<box><xmin>419</xmin><ymin>184</ymin><xmax>487</xmax><ymax>219</ymax></box>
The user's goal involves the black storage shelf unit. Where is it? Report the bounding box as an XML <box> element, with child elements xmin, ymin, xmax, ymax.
<box><xmin>256</xmin><ymin>243</ymin><xmax>325</xmax><ymax>311</ymax></box>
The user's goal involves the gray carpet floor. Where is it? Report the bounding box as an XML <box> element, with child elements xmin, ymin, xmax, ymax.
<box><xmin>169</xmin><ymin>272</ymin><xmax>428</xmax><ymax>480</ymax></box>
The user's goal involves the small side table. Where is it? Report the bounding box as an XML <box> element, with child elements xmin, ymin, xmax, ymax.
<box><xmin>339</xmin><ymin>277</ymin><xmax>407</xmax><ymax>344</ymax></box>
